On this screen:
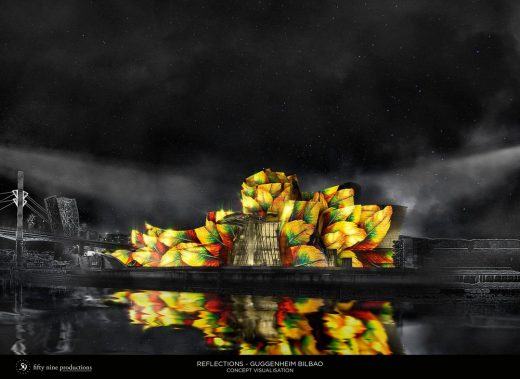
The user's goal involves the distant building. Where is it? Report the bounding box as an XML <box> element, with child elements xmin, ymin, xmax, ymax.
<box><xmin>44</xmin><ymin>196</ymin><xmax>63</xmax><ymax>235</ymax></box>
<box><xmin>103</xmin><ymin>233</ymin><xmax>130</xmax><ymax>245</ymax></box>
<box><xmin>45</xmin><ymin>196</ymin><xmax>80</xmax><ymax>237</ymax></box>
<box><xmin>78</xmin><ymin>223</ymin><xmax>101</xmax><ymax>241</ymax></box>
<box><xmin>398</xmin><ymin>235</ymin><xmax>520</xmax><ymax>271</ymax></box>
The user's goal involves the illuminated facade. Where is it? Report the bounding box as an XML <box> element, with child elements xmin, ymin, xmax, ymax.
<box><xmin>44</xmin><ymin>196</ymin><xmax>81</xmax><ymax>237</ymax></box>
<box><xmin>109</xmin><ymin>169</ymin><xmax>405</xmax><ymax>268</ymax></box>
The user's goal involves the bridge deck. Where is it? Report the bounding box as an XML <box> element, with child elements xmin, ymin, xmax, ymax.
<box><xmin>0</xmin><ymin>227</ymin><xmax>131</xmax><ymax>250</ymax></box>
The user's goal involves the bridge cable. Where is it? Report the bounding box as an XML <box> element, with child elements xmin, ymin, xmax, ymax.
<box><xmin>26</xmin><ymin>205</ymin><xmax>50</xmax><ymax>223</ymax></box>
<box><xmin>27</xmin><ymin>199</ymin><xmax>48</xmax><ymax>215</ymax></box>
<box><xmin>0</xmin><ymin>191</ymin><xmax>14</xmax><ymax>195</ymax></box>
<box><xmin>27</xmin><ymin>196</ymin><xmax>49</xmax><ymax>216</ymax></box>
<box><xmin>25</xmin><ymin>202</ymin><xmax>44</xmax><ymax>215</ymax></box>
<box><xmin>25</xmin><ymin>208</ymin><xmax>48</xmax><ymax>222</ymax></box>
<box><xmin>0</xmin><ymin>195</ymin><xmax>14</xmax><ymax>203</ymax></box>
<box><xmin>25</xmin><ymin>203</ymin><xmax>50</xmax><ymax>222</ymax></box>
<box><xmin>0</xmin><ymin>202</ymin><xmax>14</xmax><ymax>213</ymax></box>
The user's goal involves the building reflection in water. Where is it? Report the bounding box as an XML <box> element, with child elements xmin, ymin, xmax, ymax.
<box><xmin>108</xmin><ymin>290</ymin><xmax>397</xmax><ymax>355</ymax></box>
<box><xmin>7</xmin><ymin>286</ymin><xmax>79</xmax><ymax>355</ymax></box>
<box><xmin>11</xmin><ymin>284</ymin><xmax>26</xmax><ymax>355</ymax></box>
<box><xmin>11</xmin><ymin>322</ymin><xmax>27</xmax><ymax>355</ymax></box>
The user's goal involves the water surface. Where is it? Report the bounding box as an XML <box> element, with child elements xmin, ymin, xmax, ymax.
<box><xmin>1</xmin><ymin>286</ymin><xmax>520</xmax><ymax>355</ymax></box>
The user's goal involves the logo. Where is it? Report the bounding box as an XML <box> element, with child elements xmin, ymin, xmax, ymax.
<box><xmin>15</xmin><ymin>359</ymin><xmax>31</xmax><ymax>375</ymax></box>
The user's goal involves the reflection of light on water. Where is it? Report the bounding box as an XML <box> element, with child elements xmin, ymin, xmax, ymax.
<box><xmin>10</xmin><ymin>312</ymin><xmax>70</xmax><ymax>355</ymax></box>
<box><xmin>107</xmin><ymin>290</ymin><xmax>395</xmax><ymax>355</ymax></box>
<box><xmin>47</xmin><ymin>321</ymin><xmax>74</xmax><ymax>354</ymax></box>
<box><xmin>11</xmin><ymin>321</ymin><xmax>26</xmax><ymax>355</ymax></box>
<box><xmin>11</xmin><ymin>284</ymin><xmax>26</xmax><ymax>355</ymax></box>
<box><xmin>399</xmin><ymin>322</ymin><xmax>433</xmax><ymax>355</ymax></box>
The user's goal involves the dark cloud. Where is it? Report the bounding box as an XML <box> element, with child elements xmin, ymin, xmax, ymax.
<box><xmin>0</xmin><ymin>1</ymin><xmax>519</xmax><ymax>237</ymax></box>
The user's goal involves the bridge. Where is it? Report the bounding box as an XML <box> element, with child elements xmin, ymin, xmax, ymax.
<box><xmin>0</xmin><ymin>171</ymin><xmax>131</xmax><ymax>265</ymax></box>
<box><xmin>0</xmin><ymin>227</ymin><xmax>131</xmax><ymax>250</ymax></box>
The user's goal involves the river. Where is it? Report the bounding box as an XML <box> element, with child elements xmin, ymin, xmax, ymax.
<box><xmin>1</xmin><ymin>286</ymin><xmax>520</xmax><ymax>355</ymax></box>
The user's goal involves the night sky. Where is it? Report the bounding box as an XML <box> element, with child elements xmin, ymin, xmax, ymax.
<box><xmin>0</xmin><ymin>0</ymin><xmax>519</xmax><ymax>237</ymax></box>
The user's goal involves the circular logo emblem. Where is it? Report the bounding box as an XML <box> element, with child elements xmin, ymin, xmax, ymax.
<box><xmin>15</xmin><ymin>359</ymin><xmax>30</xmax><ymax>375</ymax></box>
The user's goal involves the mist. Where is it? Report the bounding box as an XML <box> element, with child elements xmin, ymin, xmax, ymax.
<box><xmin>306</xmin><ymin>144</ymin><xmax>520</xmax><ymax>238</ymax></box>
<box><xmin>0</xmin><ymin>145</ymin><xmax>240</xmax><ymax>232</ymax></box>
<box><xmin>1</xmin><ymin>143</ymin><xmax>518</xmax><ymax>238</ymax></box>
